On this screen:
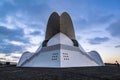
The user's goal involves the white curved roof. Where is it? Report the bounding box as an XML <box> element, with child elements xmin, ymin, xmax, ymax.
<box><xmin>47</xmin><ymin>32</ymin><xmax>73</xmax><ymax>46</ymax></box>
<box><xmin>88</xmin><ymin>51</ymin><xmax>104</xmax><ymax>66</ymax></box>
<box><xmin>17</xmin><ymin>52</ymin><xmax>33</xmax><ymax>66</ymax></box>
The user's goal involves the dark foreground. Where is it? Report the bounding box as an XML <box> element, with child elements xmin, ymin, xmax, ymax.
<box><xmin>0</xmin><ymin>65</ymin><xmax>120</xmax><ymax>80</ymax></box>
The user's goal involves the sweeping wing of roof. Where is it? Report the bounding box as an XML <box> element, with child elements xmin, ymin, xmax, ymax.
<box><xmin>45</xmin><ymin>12</ymin><xmax>60</xmax><ymax>40</ymax></box>
<box><xmin>45</xmin><ymin>12</ymin><xmax>75</xmax><ymax>40</ymax></box>
<box><xmin>60</xmin><ymin>12</ymin><xmax>75</xmax><ymax>40</ymax></box>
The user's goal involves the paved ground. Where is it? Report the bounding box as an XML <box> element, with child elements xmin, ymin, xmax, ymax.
<box><xmin>0</xmin><ymin>65</ymin><xmax>120</xmax><ymax>80</ymax></box>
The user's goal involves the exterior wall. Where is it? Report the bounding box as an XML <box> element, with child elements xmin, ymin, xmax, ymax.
<box><xmin>60</xmin><ymin>49</ymin><xmax>98</xmax><ymax>67</ymax></box>
<box><xmin>17</xmin><ymin>33</ymin><xmax>104</xmax><ymax>67</ymax></box>
<box><xmin>23</xmin><ymin>50</ymin><xmax>60</xmax><ymax>67</ymax></box>
<box><xmin>20</xmin><ymin>44</ymin><xmax>101</xmax><ymax>67</ymax></box>
<box><xmin>47</xmin><ymin>33</ymin><xmax>73</xmax><ymax>47</ymax></box>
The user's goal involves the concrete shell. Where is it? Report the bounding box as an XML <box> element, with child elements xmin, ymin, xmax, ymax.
<box><xmin>45</xmin><ymin>12</ymin><xmax>60</xmax><ymax>40</ymax></box>
<box><xmin>60</xmin><ymin>12</ymin><xmax>75</xmax><ymax>39</ymax></box>
<box><xmin>45</xmin><ymin>12</ymin><xmax>75</xmax><ymax>40</ymax></box>
<box><xmin>88</xmin><ymin>51</ymin><xmax>104</xmax><ymax>66</ymax></box>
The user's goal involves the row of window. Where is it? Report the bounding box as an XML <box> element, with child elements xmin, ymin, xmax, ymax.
<box><xmin>52</xmin><ymin>58</ymin><xmax>57</xmax><ymax>60</ymax></box>
<box><xmin>52</xmin><ymin>56</ymin><xmax>57</xmax><ymax>57</ymax></box>
<box><xmin>63</xmin><ymin>53</ymin><xmax>68</xmax><ymax>55</ymax></box>
<box><xmin>63</xmin><ymin>56</ymin><xmax>69</xmax><ymax>57</ymax></box>
<box><xmin>64</xmin><ymin>58</ymin><xmax>69</xmax><ymax>60</ymax></box>
<box><xmin>52</xmin><ymin>58</ymin><xmax>70</xmax><ymax>60</ymax></box>
<box><xmin>51</xmin><ymin>53</ymin><xmax>70</xmax><ymax>60</ymax></box>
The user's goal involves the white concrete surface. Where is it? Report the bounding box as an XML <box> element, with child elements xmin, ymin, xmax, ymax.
<box><xmin>17</xmin><ymin>33</ymin><xmax>104</xmax><ymax>67</ymax></box>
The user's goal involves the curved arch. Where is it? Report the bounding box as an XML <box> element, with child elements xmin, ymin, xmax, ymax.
<box><xmin>45</xmin><ymin>12</ymin><xmax>60</xmax><ymax>40</ymax></box>
<box><xmin>17</xmin><ymin>51</ymin><xmax>33</xmax><ymax>66</ymax></box>
<box><xmin>45</xmin><ymin>12</ymin><xmax>76</xmax><ymax>40</ymax></box>
<box><xmin>88</xmin><ymin>51</ymin><xmax>104</xmax><ymax>66</ymax></box>
<box><xmin>60</xmin><ymin>12</ymin><xmax>75</xmax><ymax>39</ymax></box>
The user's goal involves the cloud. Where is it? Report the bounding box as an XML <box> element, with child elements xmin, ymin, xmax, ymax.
<box><xmin>4</xmin><ymin>40</ymin><xmax>25</xmax><ymax>46</ymax></box>
<box><xmin>0</xmin><ymin>26</ymin><xmax>28</xmax><ymax>43</ymax></box>
<box><xmin>0</xmin><ymin>0</ymin><xmax>53</xmax><ymax>22</ymax></box>
<box><xmin>0</xmin><ymin>0</ymin><xmax>56</xmax><ymax>54</ymax></box>
<box><xmin>0</xmin><ymin>0</ymin><xmax>119</xmax><ymax>63</ymax></box>
<box><xmin>88</xmin><ymin>37</ymin><xmax>109</xmax><ymax>45</ymax></box>
<box><xmin>74</xmin><ymin>14</ymin><xmax>114</xmax><ymax>31</ymax></box>
<box><xmin>0</xmin><ymin>26</ymin><xmax>23</xmax><ymax>36</ymax></box>
<box><xmin>115</xmin><ymin>45</ymin><xmax>120</xmax><ymax>48</ymax></box>
<box><xmin>106</xmin><ymin>20</ymin><xmax>120</xmax><ymax>38</ymax></box>
<box><xmin>0</xmin><ymin>43</ymin><xmax>23</xmax><ymax>54</ymax></box>
<box><xmin>0</xmin><ymin>25</ymin><xmax>44</xmax><ymax>54</ymax></box>
<box><xmin>97</xmin><ymin>14</ymin><xmax>114</xmax><ymax>23</ymax></box>
<box><xmin>0</xmin><ymin>12</ymin><xmax>45</xmax><ymax>54</ymax></box>
<box><xmin>0</xmin><ymin>26</ymin><xmax>29</xmax><ymax>54</ymax></box>
<box><xmin>0</xmin><ymin>53</ymin><xmax>22</xmax><ymax>63</ymax></box>
<box><xmin>30</xmin><ymin>31</ymin><xmax>41</xmax><ymax>35</ymax></box>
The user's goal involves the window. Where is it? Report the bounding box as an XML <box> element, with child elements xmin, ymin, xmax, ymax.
<box><xmin>63</xmin><ymin>53</ymin><xmax>69</xmax><ymax>60</ymax></box>
<box><xmin>51</xmin><ymin>53</ymin><xmax>58</xmax><ymax>60</ymax></box>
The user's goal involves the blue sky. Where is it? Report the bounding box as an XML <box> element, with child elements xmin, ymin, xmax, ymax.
<box><xmin>0</xmin><ymin>0</ymin><xmax>120</xmax><ymax>63</ymax></box>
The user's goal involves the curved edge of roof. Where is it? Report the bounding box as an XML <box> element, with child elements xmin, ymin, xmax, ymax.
<box><xmin>45</xmin><ymin>12</ymin><xmax>60</xmax><ymax>40</ymax></box>
<box><xmin>88</xmin><ymin>51</ymin><xmax>104</xmax><ymax>65</ymax></box>
<box><xmin>60</xmin><ymin>12</ymin><xmax>75</xmax><ymax>39</ymax></box>
<box><xmin>17</xmin><ymin>51</ymin><xmax>32</xmax><ymax>66</ymax></box>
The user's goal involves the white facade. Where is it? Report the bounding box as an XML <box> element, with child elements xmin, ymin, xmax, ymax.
<box><xmin>47</xmin><ymin>33</ymin><xmax>73</xmax><ymax>47</ymax></box>
<box><xmin>17</xmin><ymin>33</ymin><xmax>104</xmax><ymax>67</ymax></box>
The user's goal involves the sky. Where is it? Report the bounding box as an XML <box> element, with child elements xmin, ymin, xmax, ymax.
<box><xmin>0</xmin><ymin>0</ymin><xmax>120</xmax><ymax>63</ymax></box>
